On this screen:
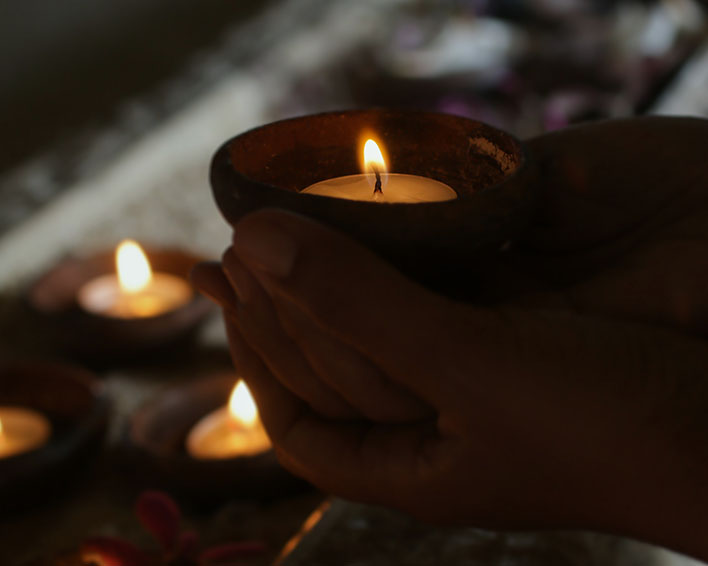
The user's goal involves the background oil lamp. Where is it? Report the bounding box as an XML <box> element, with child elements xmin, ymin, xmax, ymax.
<box><xmin>186</xmin><ymin>379</ymin><xmax>271</xmax><ymax>460</ymax></box>
<box><xmin>125</xmin><ymin>372</ymin><xmax>304</xmax><ymax>506</ymax></box>
<box><xmin>78</xmin><ymin>239</ymin><xmax>193</xmax><ymax>319</ymax></box>
<box><xmin>0</xmin><ymin>406</ymin><xmax>51</xmax><ymax>459</ymax></box>
<box><xmin>26</xmin><ymin>241</ymin><xmax>213</xmax><ymax>363</ymax></box>
<box><xmin>0</xmin><ymin>363</ymin><xmax>109</xmax><ymax>513</ymax></box>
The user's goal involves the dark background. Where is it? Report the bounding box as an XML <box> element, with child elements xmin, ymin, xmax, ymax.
<box><xmin>0</xmin><ymin>0</ymin><xmax>271</xmax><ymax>173</ymax></box>
<box><xmin>1</xmin><ymin>0</ymin><xmax>706</xmax><ymax>178</ymax></box>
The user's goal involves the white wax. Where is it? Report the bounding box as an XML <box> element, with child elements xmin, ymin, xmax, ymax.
<box><xmin>301</xmin><ymin>173</ymin><xmax>457</xmax><ymax>203</ymax></box>
<box><xmin>0</xmin><ymin>406</ymin><xmax>51</xmax><ymax>459</ymax></box>
<box><xmin>186</xmin><ymin>406</ymin><xmax>271</xmax><ymax>460</ymax></box>
<box><xmin>77</xmin><ymin>272</ymin><xmax>192</xmax><ymax>319</ymax></box>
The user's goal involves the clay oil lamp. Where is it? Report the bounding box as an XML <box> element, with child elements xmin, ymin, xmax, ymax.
<box><xmin>185</xmin><ymin>379</ymin><xmax>271</xmax><ymax>460</ymax></box>
<box><xmin>27</xmin><ymin>240</ymin><xmax>213</xmax><ymax>363</ymax></box>
<box><xmin>210</xmin><ymin>109</ymin><xmax>535</xmax><ymax>298</ymax></box>
<box><xmin>125</xmin><ymin>373</ymin><xmax>304</xmax><ymax>507</ymax></box>
<box><xmin>0</xmin><ymin>363</ymin><xmax>109</xmax><ymax>513</ymax></box>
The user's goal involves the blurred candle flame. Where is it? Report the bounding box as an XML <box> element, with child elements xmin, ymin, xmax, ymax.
<box><xmin>116</xmin><ymin>239</ymin><xmax>152</xmax><ymax>292</ymax></box>
<box><xmin>228</xmin><ymin>381</ymin><xmax>258</xmax><ymax>427</ymax></box>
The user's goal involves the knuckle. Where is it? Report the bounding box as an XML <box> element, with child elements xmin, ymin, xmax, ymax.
<box><xmin>294</xmin><ymin>247</ymin><xmax>352</xmax><ymax>323</ymax></box>
<box><xmin>306</xmin><ymin>285</ymin><xmax>351</xmax><ymax>328</ymax></box>
<box><xmin>276</xmin><ymin>307</ymin><xmax>307</xmax><ymax>343</ymax></box>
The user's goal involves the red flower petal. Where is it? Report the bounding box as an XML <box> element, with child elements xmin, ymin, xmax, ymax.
<box><xmin>177</xmin><ymin>529</ymin><xmax>200</xmax><ymax>560</ymax></box>
<box><xmin>199</xmin><ymin>541</ymin><xmax>267</xmax><ymax>565</ymax></box>
<box><xmin>81</xmin><ymin>536</ymin><xmax>150</xmax><ymax>566</ymax></box>
<box><xmin>134</xmin><ymin>490</ymin><xmax>182</xmax><ymax>553</ymax></box>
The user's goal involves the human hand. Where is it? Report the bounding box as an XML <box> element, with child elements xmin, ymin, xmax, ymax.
<box><xmin>481</xmin><ymin>116</ymin><xmax>708</xmax><ymax>335</ymax></box>
<box><xmin>192</xmin><ymin>116</ymin><xmax>708</xmax><ymax>558</ymax></box>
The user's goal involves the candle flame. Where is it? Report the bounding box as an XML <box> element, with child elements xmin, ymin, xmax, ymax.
<box><xmin>364</xmin><ymin>139</ymin><xmax>386</xmax><ymax>170</ymax></box>
<box><xmin>363</xmin><ymin>139</ymin><xmax>387</xmax><ymax>177</ymax></box>
<box><xmin>363</xmin><ymin>138</ymin><xmax>388</xmax><ymax>198</ymax></box>
<box><xmin>116</xmin><ymin>239</ymin><xmax>152</xmax><ymax>292</ymax></box>
<box><xmin>228</xmin><ymin>380</ymin><xmax>258</xmax><ymax>427</ymax></box>
<box><xmin>0</xmin><ymin>416</ymin><xmax>3</xmax><ymax>438</ymax></box>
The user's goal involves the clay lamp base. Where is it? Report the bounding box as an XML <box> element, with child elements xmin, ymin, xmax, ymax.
<box><xmin>210</xmin><ymin>109</ymin><xmax>535</xmax><ymax>298</ymax></box>
<box><xmin>0</xmin><ymin>363</ymin><xmax>110</xmax><ymax>513</ymax></box>
<box><xmin>124</xmin><ymin>373</ymin><xmax>306</xmax><ymax>507</ymax></box>
<box><xmin>26</xmin><ymin>246</ymin><xmax>213</xmax><ymax>364</ymax></box>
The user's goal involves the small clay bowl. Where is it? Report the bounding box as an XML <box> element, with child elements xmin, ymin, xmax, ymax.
<box><xmin>0</xmin><ymin>362</ymin><xmax>110</xmax><ymax>513</ymax></box>
<box><xmin>26</xmin><ymin>246</ymin><xmax>213</xmax><ymax>364</ymax></box>
<box><xmin>124</xmin><ymin>373</ymin><xmax>306</xmax><ymax>507</ymax></box>
<box><xmin>210</xmin><ymin>109</ymin><xmax>535</xmax><ymax>297</ymax></box>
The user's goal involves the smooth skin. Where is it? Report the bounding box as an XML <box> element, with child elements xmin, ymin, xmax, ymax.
<box><xmin>192</xmin><ymin>116</ymin><xmax>708</xmax><ymax>560</ymax></box>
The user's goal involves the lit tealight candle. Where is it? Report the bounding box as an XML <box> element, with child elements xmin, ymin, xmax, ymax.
<box><xmin>186</xmin><ymin>380</ymin><xmax>271</xmax><ymax>460</ymax></box>
<box><xmin>78</xmin><ymin>240</ymin><xmax>193</xmax><ymax>319</ymax></box>
<box><xmin>301</xmin><ymin>138</ymin><xmax>457</xmax><ymax>203</ymax></box>
<box><xmin>0</xmin><ymin>406</ymin><xmax>51</xmax><ymax>459</ymax></box>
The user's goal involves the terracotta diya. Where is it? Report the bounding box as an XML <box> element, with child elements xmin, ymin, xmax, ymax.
<box><xmin>26</xmin><ymin>245</ymin><xmax>213</xmax><ymax>364</ymax></box>
<box><xmin>210</xmin><ymin>109</ymin><xmax>535</xmax><ymax>297</ymax></box>
<box><xmin>0</xmin><ymin>362</ymin><xmax>110</xmax><ymax>513</ymax></box>
<box><xmin>124</xmin><ymin>373</ymin><xmax>306</xmax><ymax>507</ymax></box>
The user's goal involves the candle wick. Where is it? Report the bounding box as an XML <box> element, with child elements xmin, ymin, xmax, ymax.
<box><xmin>373</xmin><ymin>169</ymin><xmax>383</xmax><ymax>195</ymax></box>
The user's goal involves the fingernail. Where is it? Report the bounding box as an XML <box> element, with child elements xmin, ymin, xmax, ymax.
<box><xmin>234</xmin><ymin>219</ymin><xmax>297</xmax><ymax>278</ymax></box>
<box><xmin>190</xmin><ymin>263</ymin><xmax>231</xmax><ymax>306</ymax></box>
<box><xmin>196</xmin><ymin>287</ymin><xmax>222</xmax><ymax>306</ymax></box>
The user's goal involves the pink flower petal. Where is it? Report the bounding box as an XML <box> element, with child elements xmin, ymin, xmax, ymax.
<box><xmin>134</xmin><ymin>490</ymin><xmax>182</xmax><ymax>553</ymax></box>
<box><xmin>177</xmin><ymin>529</ymin><xmax>200</xmax><ymax>560</ymax></box>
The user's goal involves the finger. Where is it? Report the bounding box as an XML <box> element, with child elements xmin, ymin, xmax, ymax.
<box><xmin>267</xmin><ymin>398</ymin><xmax>442</xmax><ymax>510</ymax></box>
<box><xmin>225</xmin><ymin>244</ymin><xmax>432</xmax><ymax>422</ymax></box>
<box><xmin>226</xmin><ymin>313</ymin><xmax>443</xmax><ymax>507</ymax></box>
<box><xmin>222</xmin><ymin>247</ymin><xmax>358</xmax><ymax>420</ymax></box>
<box><xmin>190</xmin><ymin>261</ymin><xmax>236</xmax><ymax>308</ymax></box>
<box><xmin>223</xmin><ymin>315</ymin><xmax>304</xmax><ymax>456</ymax></box>
<box><xmin>475</xmin><ymin>118</ymin><xmax>708</xmax><ymax>299</ymax></box>
<box><xmin>474</xmin><ymin>118</ymin><xmax>708</xmax><ymax>302</ymax></box>
<box><xmin>524</xmin><ymin>116</ymin><xmax>708</xmax><ymax>252</ymax></box>
<box><xmin>231</xmin><ymin>209</ymin><xmax>466</xmax><ymax>403</ymax></box>
<box><xmin>273</xmin><ymin>297</ymin><xmax>434</xmax><ymax>422</ymax></box>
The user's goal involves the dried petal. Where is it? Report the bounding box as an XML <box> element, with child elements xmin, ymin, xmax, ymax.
<box><xmin>199</xmin><ymin>541</ymin><xmax>267</xmax><ymax>565</ymax></box>
<box><xmin>134</xmin><ymin>491</ymin><xmax>182</xmax><ymax>553</ymax></box>
<box><xmin>81</xmin><ymin>536</ymin><xmax>150</xmax><ymax>566</ymax></box>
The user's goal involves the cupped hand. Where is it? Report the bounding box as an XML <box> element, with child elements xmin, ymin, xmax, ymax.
<box><xmin>484</xmin><ymin>116</ymin><xmax>708</xmax><ymax>335</ymax></box>
<box><xmin>191</xmin><ymin>116</ymin><xmax>708</xmax><ymax>559</ymax></box>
